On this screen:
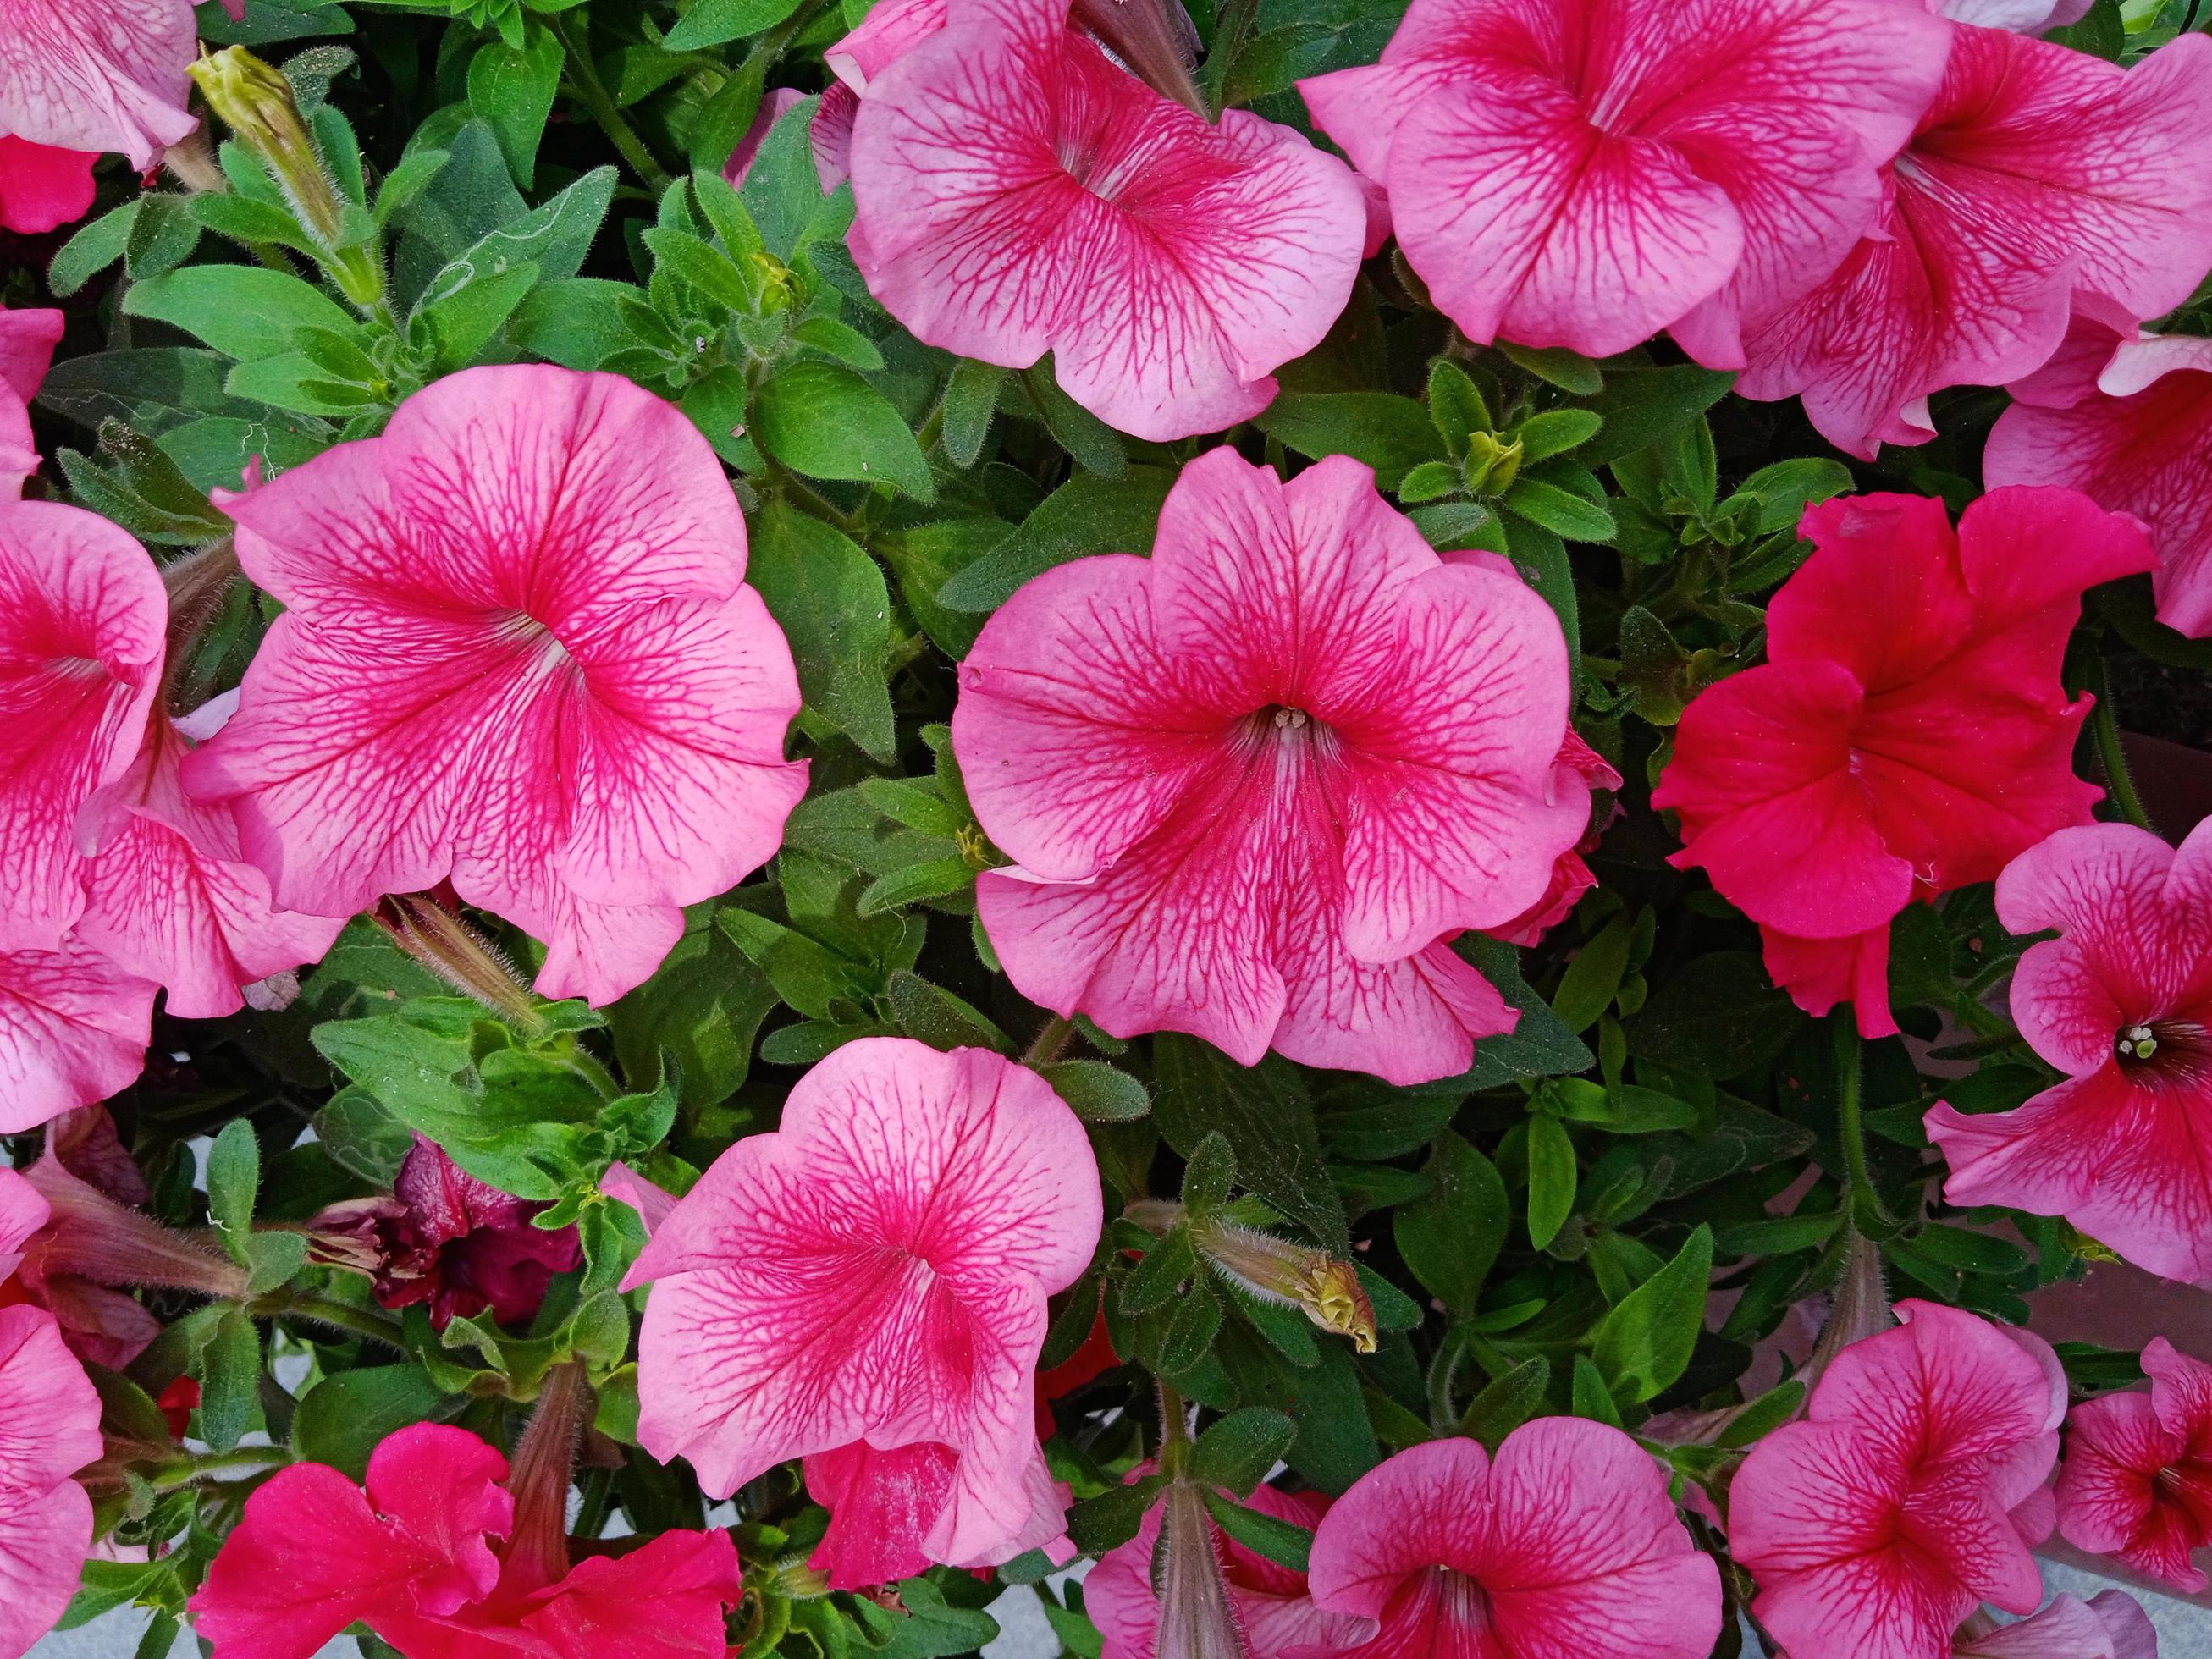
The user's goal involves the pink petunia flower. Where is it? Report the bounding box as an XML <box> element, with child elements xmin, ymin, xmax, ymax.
<box><xmin>364</xmin><ymin>1133</ymin><xmax>582</xmax><ymax>1331</ymax></box>
<box><xmin>622</xmin><ymin>1037</ymin><xmax>1101</xmax><ymax>1585</ymax></box>
<box><xmin>1729</xmin><ymin>1300</ymin><xmax>2066</xmax><ymax>1659</ymax></box>
<box><xmin>183</xmin><ymin>366</ymin><xmax>808</xmax><ymax>1006</ymax></box>
<box><xmin>0</xmin><ymin>138</ymin><xmax>97</xmax><ymax>236</ymax></box>
<box><xmin>2055</xmin><ymin>1337</ymin><xmax>2212</xmax><ymax>1592</ymax></box>
<box><xmin>1297</xmin><ymin>1420</ymin><xmax>1722</xmax><ymax>1659</ymax></box>
<box><xmin>187</xmin><ymin>1422</ymin><xmax>742</xmax><ymax>1659</ymax></box>
<box><xmin>0</xmin><ymin>496</ymin><xmax>167</xmax><ymax>953</ymax></box>
<box><xmin>0</xmin><ymin>0</ymin><xmax>200</xmax><ymax>171</ymax></box>
<box><xmin>1955</xmin><ymin>1591</ymin><xmax>2158</xmax><ymax>1659</ymax></box>
<box><xmin>952</xmin><ymin>449</ymin><xmax>1587</xmax><ymax>1085</ymax></box>
<box><xmin>0</xmin><ymin>939</ymin><xmax>153</xmax><ymax>1133</ymax></box>
<box><xmin>0</xmin><ymin>303</ymin><xmax>61</xmax><ymax>495</ymax></box>
<box><xmin>1298</xmin><ymin>0</ymin><xmax>1949</xmax><ymax>366</ymax></box>
<box><xmin>1988</xmin><ymin>325</ymin><xmax>2212</xmax><ymax>638</ymax></box>
<box><xmin>0</xmin><ymin>1304</ymin><xmax>102</xmax><ymax>1659</ymax></box>
<box><xmin>1486</xmin><ymin>727</ymin><xmax>1620</xmax><ymax>947</ymax></box>
<box><xmin>74</xmin><ymin>702</ymin><xmax>347</xmax><ymax>1020</ymax></box>
<box><xmin>1735</xmin><ymin>24</ymin><xmax>2212</xmax><ymax>460</ymax></box>
<box><xmin>1089</xmin><ymin>1481</ymin><xmax>1364</xmax><ymax>1659</ymax></box>
<box><xmin>1652</xmin><ymin>489</ymin><xmax>2152</xmax><ymax>1036</ymax></box>
<box><xmin>846</xmin><ymin>0</ymin><xmax>1365</xmax><ymax>441</ymax></box>
<box><xmin>1927</xmin><ymin>819</ymin><xmax>2212</xmax><ymax>1284</ymax></box>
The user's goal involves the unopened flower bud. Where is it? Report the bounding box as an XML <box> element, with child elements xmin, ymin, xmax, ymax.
<box><xmin>1466</xmin><ymin>431</ymin><xmax>1524</xmax><ymax>496</ymax></box>
<box><xmin>1071</xmin><ymin>0</ymin><xmax>1205</xmax><ymax>116</ymax></box>
<box><xmin>1804</xmin><ymin>1230</ymin><xmax>1893</xmax><ymax>1388</ymax></box>
<box><xmin>1181</xmin><ymin>1213</ymin><xmax>1376</xmax><ymax>1353</ymax></box>
<box><xmin>374</xmin><ymin>893</ymin><xmax>546</xmax><ymax>1033</ymax></box>
<box><xmin>1156</xmin><ymin>1480</ymin><xmax>1251</xmax><ymax>1659</ymax></box>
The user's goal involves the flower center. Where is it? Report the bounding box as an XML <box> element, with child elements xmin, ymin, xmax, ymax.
<box><xmin>2116</xmin><ymin>1024</ymin><xmax>2160</xmax><ymax>1062</ymax></box>
<box><xmin>1271</xmin><ymin>705</ymin><xmax>1310</xmax><ymax>731</ymax></box>
<box><xmin>2112</xmin><ymin>1017</ymin><xmax>2210</xmax><ymax>1083</ymax></box>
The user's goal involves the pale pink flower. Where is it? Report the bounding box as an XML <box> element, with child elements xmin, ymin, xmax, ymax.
<box><xmin>1936</xmin><ymin>0</ymin><xmax>2093</xmax><ymax>28</ymax></box>
<box><xmin>1299</xmin><ymin>1421</ymin><xmax>1721</xmax><ymax>1659</ymax></box>
<box><xmin>0</xmin><ymin>939</ymin><xmax>152</xmax><ymax>1133</ymax></box>
<box><xmin>1299</xmin><ymin>0</ymin><xmax>1948</xmax><ymax>365</ymax></box>
<box><xmin>1089</xmin><ymin>1481</ymin><xmax>1364</xmax><ymax>1659</ymax></box>
<box><xmin>75</xmin><ymin>703</ymin><xmax>346</xmax><ymax>1020</ymax></box>
<box><xmin>1955</xmin><ymin>1591</ymin><xmax>2158</xmax><ymax>1659</ymax></box>
<box><xmin>188</xmin><ymin>1423</ymin><xmax>743</xmax><ymax>1659</ymax></box>
<box><xmin>1928</xmin><ymin>819</ymin><xmax>2212</xmax><ymax>1282</ymax></box>
<box><xmin>1989</xmin><ymin>325</ymin><xmax>2212</xmax><ymax>637</ymax></box>
<box><xmin>184</xmin><ymin>366</ymin><xmax>808</xmax><ymax>1006</ymax></box>
<box><xmin>0</xmin><ymin>0</ymin><xmax>200</xmax><ymax>170</ymax></box>
<box><xmin>0</xmin><ymin>497</ymin><xmax>167</xmax><ymax>952</ymax></box>
<box><xmin>847</xmin><ymin>0</ymin><xmax>1365</xmax><ymax>440</ymax></box>
<box><xmin>0</xmin><ymin>304</ymin><xmax>60</xmax><ymax>495</ymax></box>
<box><xmin>623</xmin><ymin>1037</ymin><xmax>1100</xmax><ymax>1583</ymax></box>
<box><xmin>2057</xmin><ymin>1338</ymin><xmax>2212</xmax><ymax>1592</ymax></box>
<box><xmin>952</xmin><ymin>449</ymin><xmax>1586</xmax><ymax>1084</ymax></box>
<box><xmin>1729</xmin><ymin>1300</ymin><xmax>2066</xmax><ymax>1659</ymax></box>
<box><xmin>828</xmin><ymin>0</ymin><xmax>946</xmax><ymax>91</ymax></box>
<box><xmin>1654</xmin><ymin>489</ymin><xmax>2152</xmax><ymax>1037</ymax></box>
<box><xmin>0</xmin><ymin>138</ymin><xmax>96</xmax><ymax>236</ymax></box>
<box><xmin>1737</xmin><ymin>25</ymin><xmax>2212</xmax><ymax>460</ymax></box>
<box><xmin>0</xmin><ymin>1304</ymin><xmax>100</xmax><ymax>1659</ymax></box>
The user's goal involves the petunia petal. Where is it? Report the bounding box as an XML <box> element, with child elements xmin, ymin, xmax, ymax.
<box><xmin>0</xmin><ymin>939</ymin><xmax>154</xmax><ymax>1133</ymax></box>
<box><xmin>0</xmin><ymin>0</ymin><xmax>198</xmax><ymax>168</ymax></box>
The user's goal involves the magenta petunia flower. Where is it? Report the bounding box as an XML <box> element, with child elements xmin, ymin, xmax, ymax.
<box><xmin>0</xmin><ymin>1304</ymin><xmax>102</xmax><ymax>1659</ymax></box>
<box><xmin>952</xmin><ymin>449</ymin><xmax>1586</xmax><ymax>1084</ymax></box>
<box><xmin>622</xmin><ymin>1037</ymin><xmax>1101</xmax><ymax>1583</ymax></box>
<box><xmin>0</xmin><ymin>304</ymin><xmax>61</xmax><ymax>496</ymax></box>
<box><xmin>1729</xmin><ymin>1300</ymin><xmax>2066</xmax><ymax>1659</ymax></box>
<box><xmin>0</xmin><ymin>497</ymin><xmax>167</xmax><ymax>953</ymax></box>
<box><xmin>1926</xmin><ymin>819</ymin><xmax>2212</xmax><ymax>1284</ymax></box>
<box><xmin>187</xmin><ymin>1423</ymin><xmax>742</xmax><ymax>1659</ymax></box>
<box><xmin>0</xmin><ymin>139</ymin><xmax>96</xmax><ymax>236</ymax></box>
<box><xmin>846</xmin><ymin>0</ymin><xmax>1365</xmax><ymax>441</ymax></box>
<box><xmin>1653</xmin><ymin>489</ymin><xmax>2152</xmax><ymax>1036</ymax></box>
<box><xmin>1301</xmin><ymin>1420</ymin><xmax>1721</xmax><ymax>1659</ymax></box>
<box><xmin>75</xmin><ymin>703</ymin><xmax>346</xmax><ymax>1020</ymax></box>
<box><xmin>2056</xmin><ymin>1337</ymin><xmax>2212</xmax><ymax>1592</ymax></box>
<box><xmin>1736</xmin><ymin>25</ymin><xmax>2212</xmax><ymax>460</ymax></box>
<box><xmin>183</xmin><ymin>366</ymin><xmax>808</xmax><ymax>1006</ymax></box>
<box><xmin>1954</xmin><ymin>1590</ymin><xmax>2157</xmax><ymax>1659</ymax></box>
<box><xmin>1089</xmin><ymin>1481</ymin><xmax>1363</xmax><ymax>1659</ymax></box>
<box><xmin>366</xmin><ymin>1133</ymin><xmax>582</xmax><ymax>1331</ymax></box>
<box><xmin>1988</xmin><ymin>326</ymin><xmax>2212</xmax><ymax>638</ymax></box>
<box><xmin>1298</xmin><ymin>0</ymin><xmax>1948</xmax><ymax>365</ymax></box>
<box><xmin>0</xmin><ymin>0</ymin><xmax>199</xmax><ymax>170</ymax></box>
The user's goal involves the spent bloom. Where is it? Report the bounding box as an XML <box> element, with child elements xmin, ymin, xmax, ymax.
<box><xmin>624</xmin><ymin>1037</ymin><xmax>1101</xmax><ymax>1585</ymax></box>
<box><xmin>187</xmin><ymin>1422</ymin><xmax>742</xmax><ymax>1659</ymax></box>
<box><xmin>1089</xmin><ymin>1480</ymin><xmax>1362</xmax><ymax>1659</ymax></box>
<box><xmin>184</xmin><ymin>365</ymin><xmax>808</xmax><ymax>1006</ymax></box>
<box><xmin>357</xmin><ymin>1133</ymin><xmax>582</xmax><ymax>1331</ymax></box>
<box><xmin>1928</xmin><ymin>819</ymin><xmax>2212</xmax><ymax>1282</ymax></box>
<box><xmin>952</xmin><ymin>449</ymin><xmax>1587</xmax><ymax>1085</ymax></box>
<box><xmin>0</xmin><ymin>1304</ymin><xmax>102</xmax><ymax>1659</ymax></box>
<box><xmin>1301</xmin><ymin>1420</ymin><xmax>1722</xmax><ymax>1659</ymax></box>
<box><xmin>847</xmin><ymin>0</ymin><xmax>1365</xmax><ymax>440</ymax></box>
<box><xmin>1955</xmin><ymin>1592</ymin><xmax>2157</xmax><ymax>1659</ymax></box>
<box><xmin>1736</xmin><ymin>23</ymin><xmax>2212</xmax><ymax>459</ymax></box>
<box><xmin>1298</xmin><ymin>0</ymin><xmax>1948</xmax><ymax>364</ymax></box>
<box><xmin>1654</xmin><ymin>489</ymin><xmax>2151</xmax><ymax>1036</ymax></box>
<box><xmin>1729</xmin><ymin>1300</ymin><xmax>2066</xmax><ymax>1659</ymax></box>
<box><xmin>2056</xmin><ymin>1338</ymin><xmax>2212</xmax><ymax>1592</ymax></box>
<box><xmin>1989</xmin><ymin>324</ymin><xmax>2212</xmax><ymax>637</ymax></box>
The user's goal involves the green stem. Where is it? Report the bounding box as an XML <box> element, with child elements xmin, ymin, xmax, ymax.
<box><xmin>1426</xmin><ymin>1324</ymin><xmax>1470</xmax><ymax>1435</ymax></box>
<box><xmin>1023</xmin><ymin>1015</ymin><xmax>1073</xmax><ymax>1067</ymax></box>
<box><xmin>257</xmin><ymin>1290</ymin><xmax>406</xmax><ymax>1348</ymax></box>
<box><xmin>1156</xmin><ymin>1381</ymin><xmax>1190</xmax><ymax>1476</ymax></box>
<box><xmin>1832</xmin><ymin>1015</ymin><xmax>1882</xmax><ymax>1226</ymax></box>
<box><xmin>149</xmin><ymin>1446</ymin><xmax>295</xmax><ymax>1491</ymax></box>
<box><xmin>573</xmin><ymin>1465</ymin><xmax>615</xmax><ymax>1543</ymax></box>
<box><xmin>553</xmin><ymin>14</ymin><xmax>672</xmax><ymax>190</ymax></box>
<box><xmin>2082</xmin><ymin>653</ymin><xmax>2154</xmax><ymax>831</ymax></box>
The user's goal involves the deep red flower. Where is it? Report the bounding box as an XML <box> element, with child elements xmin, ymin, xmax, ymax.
<box><xmin>368</xmin><ymin>1135</ymin><xmax>582</xmax><ymax>1331</ymax></box>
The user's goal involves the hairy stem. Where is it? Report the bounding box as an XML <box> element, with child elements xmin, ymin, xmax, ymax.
<box><xmin>553</xmin><ymin>14</ymin><xmax>672</xmax><ymax>190</ymax></box>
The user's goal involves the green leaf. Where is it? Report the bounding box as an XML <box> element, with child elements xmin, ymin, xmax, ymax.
<box><xmin>1037</xmin><ymin>1060</ymin><xmax>1150</xmax><ymax>1123</ymax></box>
<box><xmin>858</xmin><ymin>777</ymin><xmax>967</xmax><ymax>837</ymax></box>
<box><xmin>510</xmin><ymin>277</ymin><xmax>638</xmax><ymax>371</ymax></box>
<box><xmin>748</xmin><ymin>500</ymin><xmax>897</xmax><ymax>761</ymax></box>
<box><xmin>1067</xmin><ymin>1474</ymin><xmax>1168</xmax><ymax>1554</ymax></box>
<box><xmin>1503</xmin><ymin>477</ymin><xmax>1616</xmax><ymax>542</ymax></box>
<box><xmin>857</xmin><ymin>857</ymin><xmax>975</xmax><ymax>916</ymax></box>
<box><xmin>223</xmin><ymin>352</ymin><xmax>374</xmax><ymax>416</ymax></box>
<box><xmin>189</xmin><ymin>190</ymin><xmax>315</xmax><ymax>251</ymax></box>
<box><xmin>644</xmin><ymin>225</ymin><xmax>759</xmax><ymax>314</ymax></box>
<box><xmin>1577</xmin><ymin>367</ymin><xmax>1736</xmax><ymax>466</ymax></box>
<box><xmin>206</xmin><ymin>1119</ymin><xmax>260</xmax><ymax>1265</ymax></box>
<box><xmin>315</xmin><ymin>1087</ymin><xmax>413</xmax><ymax>1184</ymax></box>
<box><xmin>48</xmin><ymin>201</ymin><xmax>139</xmax><ymax>296</ymax></box>
<box><xmin>1526</xmin><ymin>1114</ymin><xmax>1577</xmax><ymax>1249</ymax></box>
<box><xmin>1715</xmin><ymin>1378</ymin><xmax>1807</xmax><ymax>1449</ymax></box>
<box><xmin>414</xmin><ymin>162</ymin><xmax>615</xmax><ymax>306</ymax></box>
<box><xmin>124</xmin><ymin>266</ymin><xmax>357</xmax><ymax>362</ymax></box>
<box><xmin>1021</xmin><ymin>361</ymin><xmax>1125</xmax><ymax>477</ymax></box>
<box><xmin>1500</xmin><ymin>342</ymin><xmax>1602</xmax><ymax>394</ymax></box>
<box><xmin>466</xmin><ymin>21</ymin><xmax>564</xmax><ymax>188</ymax></box>
<box><xmin>2046</xmin><ymin>0</ymin><xmax>2123</xmax><ymax>57</ymax></box>
<box><xmin>886</xmin><ymin>970</ymin><xmax>1010</xmax><ymax>1053</ymax></box>
<box><xmin>243</xmin><ymin>1231</ymin><xmax>311</xmax><ymax>1295</ymax></box>
<box><xmin>1513</xmin><ymin>408</ymin><xmax>1603</xmax><ymax>461</ymax></box>
<box><xmin>1202</xmin><ymin>1491</ymin><xmax>1314</xmax><ymax>1574</ymax></box>
<box><xmin>755</xmin><ymin>360</ymin><xmax>935</xmax><ymax>500</ymax></box>
<box><xmin>1733</xmin><ymin>457</ymin><xmax>1854</xmax><ymax>535</ymax></box>
<box><xmin>680</xmin><ymin>366</ymin><xmax>762</xmax><ymax>471</ymax></box>
<box><xmin>1459</xmin><ymin>1355</ymin><xmax>1550</xmax><ymax>1449</ymax></box>
<box><xmin>293</xmin><ymin>1366</ymin><xmax>455</xmax><ymax>1480</ymax></box>
<box><xmin>1152</xmin><ymin>1036</ymin><xmax>1349</xmax><ymax>1254</ymax></box>
<box><xmin>125</xmin><ymin>192</ymin><xmax>203</xmax><ymax>279</ymax></box>
<box><xmin>1570</xmin><ymin>1352</ymin><xmax>1623</xmax><ymax>1426</ymax></box>
<box><xmin>1181</xmin><ymin>1131</ymin><xmax>1237</xmax><ymax>1215</ymax></box>
<box><xmin>197</xmin><ymin>1309</ymin><xmax>261</xmax><ymax>1453</ymax></box>
<box><xmin>1219</xmin><ymin>21</ymin><xmax>1335</xmax><ymax>104</ymax></box>
<box><xmin>664</xmin><ymin>0</ymin><xmax>807</xmax><ymax>50</ymax></box>
<box><xmin>1591</xmin><ymin>1223</ymin><xmax>1714</xmax><ymax>1404</ymax></box>
<box><xmin>736</xmin><ymin>95</ymin><xmax>837</xmax><ymax>260</ymax></box>
<box><xmin>1713</xmin><ymin>1210</ymin><xmax>1840</xmax><ymax>1257</ymax></box>
<box><xmin>792</xmin><ymin>315</ymin><xmax>885</xmax><ymax>371</ymax></box>
<box><xmin>1626</xmin><ymin>951</ymin><xmax>1803</xmax><ymax>1080</ymax></box>
<box><xmin>1255</xmin><ymin>392</ymin><xmax>1445</xmax><ymax>489</ymax></box>
<box><xmin>1394</xmin><ymin>460</ymin><xmax>1464</xmax><ymax>504</ymax></box>
<box><xmin>610</xmin><ymin>909</ymin><xmax>779</xmax><ymax>1109</ymax></box>
<box><xmin>937</xmin><ymin>467</ymin><xmax>1174</xmax><ymax>611</ymax></box>
<box><xmin>372</xmin><ymin>148</ymin><xmax>451</xmax><ymax>230</ymax></box>
<box><xmin>423</xmin><ymin>258</ymin><xmax>539</xmax><ymax>370</ymax></box>
<box><xmin>1426</xmin><ymin>357</ymin><xmax>1491</xmax><ymax>456</ymax></box>
<box><xmin>941</xmin><ymin>358</ymin><xmax>1005</xmax><ymax>469</ymax></box>
<box><xmin>1551</xmin><ymin>912</ymin><xmax>1634</xmax><ymax>1033</ymax></box>
<box><xmin>1453</xmin><ymin>935</ymin><xmax>1594</xmax><ymax>1089</ymax></box>
<box><xmin>1189</xmin><ymin>1406</ymin><xmax>1296</xmax><ymax>1496</ymax></box>
<box><xmin>1393</xmin><ymin>1131</ymin><xmax>1508</xmax><ymax>1315</ymax></box>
